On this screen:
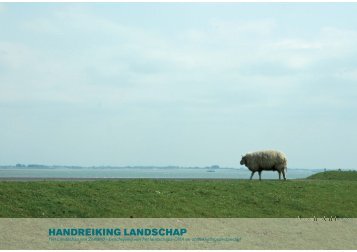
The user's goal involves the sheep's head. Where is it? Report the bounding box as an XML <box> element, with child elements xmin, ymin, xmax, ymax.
<box><xmin>240</xmin><ymin>155</ymin><xmax>246</xmax><ymax>165</ymax></box>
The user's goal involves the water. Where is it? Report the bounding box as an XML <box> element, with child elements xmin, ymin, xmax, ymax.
<box><xmin>0</xmin><ymin>167</ymin><xmax>318</xmax><ymax>179</ymax></box>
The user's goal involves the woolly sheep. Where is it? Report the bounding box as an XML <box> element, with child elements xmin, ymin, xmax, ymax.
<box><xmin>240</xmin><ymin>150</ymin><xmax>287</xmax><ymax>180</ymax></box>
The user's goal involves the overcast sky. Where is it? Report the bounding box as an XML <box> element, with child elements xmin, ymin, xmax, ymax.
<box><xmin>1</xmin><ymin>3</ymin><xmax>357</xmax><ymax>169</ymax></box>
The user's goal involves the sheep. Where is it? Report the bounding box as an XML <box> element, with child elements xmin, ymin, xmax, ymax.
<box><xmin>240</xmin><ymin>150</ymin><xmax>287</xmax><ymax>180</ymax></box>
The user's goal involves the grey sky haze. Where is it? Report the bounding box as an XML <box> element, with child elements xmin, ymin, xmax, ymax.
<box><xmin>1</xmin><ymin>3</ymin><xmax>357</xmax><ymax>169</ymax></box>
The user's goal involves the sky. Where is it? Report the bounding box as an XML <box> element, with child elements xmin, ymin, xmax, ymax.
<box><xmin>0</xmin><ymin>3</ymin><xmax>357</xmax><ymax>169</ymax></box>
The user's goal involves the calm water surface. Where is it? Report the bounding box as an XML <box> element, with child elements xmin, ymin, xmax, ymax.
<box><xmin>0</xmin><ymin>167</ymin><xmax>318</xmax><ymax>179</ymax></box>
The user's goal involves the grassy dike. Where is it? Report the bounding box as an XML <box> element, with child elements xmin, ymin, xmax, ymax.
<box><xmin>0</xmin><ymin>171</ymin><xmax>356</xmax><ymax>218</ymax></box>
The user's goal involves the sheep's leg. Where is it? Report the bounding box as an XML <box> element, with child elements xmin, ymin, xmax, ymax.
<box><xmin>278</xmin><ymin>171</ymin><xmax>281</xmax><ymax>180</ymax></box>
<box><xmin>258</xmin><ymin>171</ymin><xmax>262</xmax><ymax>181</ymax></box>
<box><xmin>282</xmin><ymin>170</ymin><xmax>286</xmax><ymax>180</ymax></box>
<box><xmin>250</xmin><ymin>171</ymin><xmax>255</xmax><ymax>180</ymax></box>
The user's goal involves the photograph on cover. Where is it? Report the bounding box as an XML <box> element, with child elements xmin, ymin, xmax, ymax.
<box><xmin>0</xmin><ymin>2</ymin><xmax>356</xmax><ymax>249</ymax></box>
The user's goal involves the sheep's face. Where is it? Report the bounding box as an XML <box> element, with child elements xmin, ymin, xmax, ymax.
<box><xmin>240</xmin><ymin>156</ymin><xmax>246</xmax><ymax>166</ymax></box>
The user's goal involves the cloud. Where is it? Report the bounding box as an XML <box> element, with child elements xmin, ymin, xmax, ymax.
<box><xmin>269</xmin><ymin>29</ymin><xmax>357</xmax><ymax>69</ymax></box>
<box><xmin>2</xmin><ymin>7</ymin><xmax>357</xmax><ymax>118</ymax></box>
<box><xmin>0</xmin><ymin>4</ymin><xmax>5</xmax><ymax>13</ymax></box>
<box><xmin>1</xmin><ymin>4</ymin><xmax>357</xmax><ymax>168</ymax></box>
<box><xmin>333</xmin><ymin>68</ymin><xmax>357</xmax><ymax>81</ymax></box>
<box><xmin>22</xmin><ymin>17</ymin><xmax>62</xmax><ymax>34</ymax></box>
<box><xmin>273</xmin><ymin>39</ymin><xmax>323</xmax><ymax>50</ymax></box>
<box><xmin>208</xmin><ymin>18</ymin><xmax>277</xmax><ymax>40</ymax></box>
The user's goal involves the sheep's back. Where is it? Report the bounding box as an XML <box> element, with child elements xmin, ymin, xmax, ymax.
<box><xmin>245</xmin><ymin>150</ymin><xmax>287</xmax><ymax>170</ymax></box>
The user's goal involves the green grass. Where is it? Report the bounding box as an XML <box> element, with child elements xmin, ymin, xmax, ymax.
<box><xmin>307</xmin><ymin>170</ymin><xmax>357</xmax><ymax>181</ymax></box>
<box><xmin>0</xmin><ymin>171</ymin><xmax>356</xmax><ymax>218</ymax></box>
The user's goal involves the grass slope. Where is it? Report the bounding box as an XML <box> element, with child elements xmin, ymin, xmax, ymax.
<box><xmin>0</xmin><ymin>172</ymin><xmax>356</xmax><ymax>218</ymax></box>
<box><xmin>307</xmin><ymin>170</ymin><xmax>357</xmax><ymax>181</ymax></box>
